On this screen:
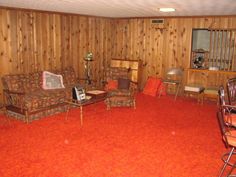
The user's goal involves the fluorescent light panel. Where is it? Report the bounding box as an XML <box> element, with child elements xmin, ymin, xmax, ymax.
<box><xmin>159</xmin><ymin>8</ymin><xmax>176</xmax><ymax>12</ymax></box>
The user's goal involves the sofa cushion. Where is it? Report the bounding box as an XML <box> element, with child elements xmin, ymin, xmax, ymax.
<box><xmin>23</xmin><ymin>89</ymin><xmax>67</xmax><ymax>111</ymax></box>
<box><xmin>42</xmin><ymin>71</ymin><xmax>65</xmax><ymax>90</ymax></box>
<box><xmin>105</xmin><ymin>80</ymin><xmax>118</xmax><ymax>91</ymax></box>
<box><xmin>143</xmin><ymin>77</ymin><xmax>162</xmax><ymax>96</ymax></box>
<box><xmin>118</xmin><ymin>78</ymin><xmax>130</xmax><ymax>90</ymax></box>
<box><xmin>23</xmin><ymin>71</ymin><xmax>43</xmax><ymax>92</ymax></box>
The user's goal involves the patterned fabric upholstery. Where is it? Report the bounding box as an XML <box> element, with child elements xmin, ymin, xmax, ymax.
<box><xmin>3</xmin><ymin>74</ymin><xmax>26</xmax><ymax>92</ymax></box>
<box><xmin>2</xmin><ymin>67</ymin><xmax>77</xmax><ymax>122</ymax></box>
<box><xmin>61</xmin><ymin>67</ymin><xmax>77</xmax><ymax>87</ymax></box>
<box><xmin>104</xmin><ymin>67</ymin><xmax>137</xmax><ymax>109</ymax></box>
<box><xmin>105</xmin><ymin>67</ymin><xmax>129</xmax><ymax>80</ymax></box>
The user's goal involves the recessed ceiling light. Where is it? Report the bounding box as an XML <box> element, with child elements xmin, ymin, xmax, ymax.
<box><xmin>159</xmin><ymin>8</ymin><xmax>176</xmax><ymax>12</ymax></box>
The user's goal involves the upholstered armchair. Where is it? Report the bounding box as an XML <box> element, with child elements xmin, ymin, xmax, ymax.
<box><xmin>103</xmin><ymin>67</ymin><xmax>137</xmax><ymax>109</ymax></box>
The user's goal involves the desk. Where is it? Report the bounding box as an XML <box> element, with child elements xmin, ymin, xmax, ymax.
<box><xmin>65</xmin><ymin>91</ymin><xmax>107</xmax><ymax>126</ymax></box>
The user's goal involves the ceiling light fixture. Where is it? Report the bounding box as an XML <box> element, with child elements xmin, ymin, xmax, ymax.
<box><xmin>159</xmin><ymin>8</ymin><xmax>176</xmax><ymax>12</ymax></box>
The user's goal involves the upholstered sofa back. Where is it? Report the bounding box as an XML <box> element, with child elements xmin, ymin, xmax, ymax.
<box><xmin>104</xmin><ymin>67</ymin><xmax>129</xmax><ymax>81</ymax></box>
<box><xmin>2</xmin><ymin>67</ymin><xmax>76</xmax><ymax>92</ymax></box>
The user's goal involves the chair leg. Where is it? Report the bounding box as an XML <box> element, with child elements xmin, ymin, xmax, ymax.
<box><xmin>25</xmin><ymin>111</ymin><xmax>29</xmax><ymax>123</ymax></box>
<box><xmin>158</xmin><ymin>87</ymin><xmax>163</xmax><ymax>98</ymax></box>
<box><xmin>227</xmin><ymin>164</ymin><xmax>236</xmax><ymax>177</ymax></box>
<box><xmin>226</xmin><ymin>152</ymin><xmax>236</xmax><ymax>177</ymax></box>
<box><xmin>107</xmin><ymin>100</ymin><xmax>111</xmax><ymax>110</ymax></box>
<box><xmin>133</xmin><ymin>100</ymin><xmax>136</xmax><ymax>109</ymax></box>
<box><xmin>174</xmin><ymin>84</ymin><xmax>180</xmax><ymax>100</ymax></box>
<box><xmin>219</xmin><ymin>147</ymin><xmax>235</xmax><ymax>177</ymax></box>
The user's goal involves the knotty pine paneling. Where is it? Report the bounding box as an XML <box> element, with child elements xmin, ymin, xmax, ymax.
<box><xmin>1</xmin><ymin>7</ymin><xmax>236</xmax><ymax>103</ymax></box>
<box><xmin>0</xmin><ymin>8</ymin><xmax>112</xmax><ymax>102</ymax></box>
<box><xmin>111</xmin><ymin>17</ymin><xmax>236</xmax><ymax>89</ymax></box>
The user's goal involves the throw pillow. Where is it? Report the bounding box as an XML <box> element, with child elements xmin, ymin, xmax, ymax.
<box><xmin>42</xmin><ymin>71</ymin><xmax>65</xmax><ymax>90</ymax></box>
<box><xmin>118</xmin><ymin>78</ymin><xmax>130</xmax><ymax>90</ymax></box>
<box><xmin>105</xmin><ymin>80</ymin><xmax>118</xmax><ymax>91</ymax></box>
<box><xmin>143</xmin><ymin>77</ymin><xmax>161</xmax><ymax>96</ymax></box>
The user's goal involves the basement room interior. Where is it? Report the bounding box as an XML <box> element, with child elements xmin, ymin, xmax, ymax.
<box><xmin>0</xmin><ymin>0</ymin><xmax>236</xmax><ymax>176</ymax></box>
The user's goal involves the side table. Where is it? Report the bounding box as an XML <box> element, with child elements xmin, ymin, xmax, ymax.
<box><xmin>65</xmin><ymin>90</ymin><xmax>107</xmax><ymax>126</ymax></box>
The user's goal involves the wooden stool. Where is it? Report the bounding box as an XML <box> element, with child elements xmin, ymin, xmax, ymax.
<box><xmin>184</xmin><ymin>85</ymin><xmax>205</xmax><ymax>104</ymax></box>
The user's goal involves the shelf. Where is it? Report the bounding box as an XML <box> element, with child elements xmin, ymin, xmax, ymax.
<box><xmin>188</xmin><ymin>68</ymin><xmax>236</xmax><ymax>74</ymax></box>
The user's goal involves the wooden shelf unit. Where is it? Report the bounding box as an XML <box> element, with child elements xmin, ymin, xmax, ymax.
<box><xmin>186</xmin><ymin>68</ymin><xmax>236</xmax><ymax>89</ymax></box>
<box><xmin>191</xmin><ymin>50</ymin><xmax>209</xmax><ymax>69</ymax></box>
<box><xmin>110</xmin><ymin>58</ymin><xmax>142</xmax><ymax>89</ymax></box>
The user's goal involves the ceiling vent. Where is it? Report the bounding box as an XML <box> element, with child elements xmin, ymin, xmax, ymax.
<box><xmin>151</xmin><ymin>19</ymin><xmax>164</xmax><ymax>24</ymax></box>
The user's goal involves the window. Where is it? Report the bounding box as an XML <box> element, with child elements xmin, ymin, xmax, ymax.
<box><xmin>191</xmin><ymin>29</ymin><xmax>236</xmax><ymax>72</ymax></box>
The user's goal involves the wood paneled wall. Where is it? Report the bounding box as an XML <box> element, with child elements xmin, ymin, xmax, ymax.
<box><xmin>111</xmin><ymin>17</ymin><xmax>236</xmax><ymax>88</ymax></box>
<box><xmin>0</xmin><ymin>8</ymin><xmax>112</xmax><ymax>101</ymax></box>
<box><xmin>1</xmin><ymin>6</ymin><xmax>236</xmax><ymax>103</ymax></box>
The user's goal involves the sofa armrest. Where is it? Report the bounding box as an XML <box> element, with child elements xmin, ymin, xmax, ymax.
<box><xmin>3</xmin><ymin>89</ymin><xmax>26</xmax><ymax>109</ymax></box>
<box><xmin>3</xmin><ymin>89</ymin><xmax>25</xmax><ymax>95</ymax></box>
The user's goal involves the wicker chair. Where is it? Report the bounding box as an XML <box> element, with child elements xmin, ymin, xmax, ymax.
<box><xmin>104</xmin><ymin>67</ymin><xmax>137</xmax><ymax>109</ymax></box>
<box><xmin>227</xmin><ymin>78</ymin><xmax>236</xmax><ymax>106</ymax></box>
<box><xmin>217</xmin><ymin>111</ymin><xmax>236</xmax><ymax>177</ymax></box>
<box><xmin>219</xmin><ymin>85</ymin><xmax>236</xmax><ymax>128</ymax></box>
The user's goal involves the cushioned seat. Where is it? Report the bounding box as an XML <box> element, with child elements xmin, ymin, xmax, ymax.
<box><xmin>203</xmin><ymin>87</ymin><xmax>218</xmax><ymax>103</ymax></box>
<box><xmin>184</xmin><ymin>85</ymin><xmax>205</xmax><ymax>103</ymax></box>
<box><xmin>184</xmin><ymin>85</ymin><xmax>204</xmax><ymax>92</ymax></box>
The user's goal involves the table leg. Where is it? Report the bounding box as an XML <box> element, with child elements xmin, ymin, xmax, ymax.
<box><xmin>65</xmin><ymin>105</ymin><xmax>69</xmax><ymax>120</ymax></box>
<box><xmin>80</xmin><ymin>105</ymin><xmax>83</xmax><ymax>126</ymax></box>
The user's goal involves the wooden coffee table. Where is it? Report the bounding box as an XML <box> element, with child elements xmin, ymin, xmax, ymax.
<box><xmin>65</xmin><ymin>90</ymin><xmax>107</xmax><ymax>126</ymax></box>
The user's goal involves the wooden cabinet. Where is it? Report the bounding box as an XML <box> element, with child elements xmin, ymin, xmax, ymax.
<box><xmin>186</xmin><ymin>68</ymin><xmax>236</xmax><ymax>88</ymax></box>
<box><xmin>110</xmin><ymin>58</ymin><xmax>142</xmax><ymax>89</ymax></box>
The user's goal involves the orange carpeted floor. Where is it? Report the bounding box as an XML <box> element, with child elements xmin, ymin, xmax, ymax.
<box><xmin>0</xmin><ymin>93</ymin><xmax>226</xmax><ymax>177</ymax></box>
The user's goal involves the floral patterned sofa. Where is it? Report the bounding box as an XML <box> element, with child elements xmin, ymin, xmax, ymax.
<box><xmin>1</xmin><ymin>67</ymin><xmax>77</xmax><ymax>123</ymax></box>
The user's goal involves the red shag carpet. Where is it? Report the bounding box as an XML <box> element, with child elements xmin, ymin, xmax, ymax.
<box><xmin>0</xmin><ymin>94</ymin><xmax>226</xmax><ymax>177</ymax></box>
